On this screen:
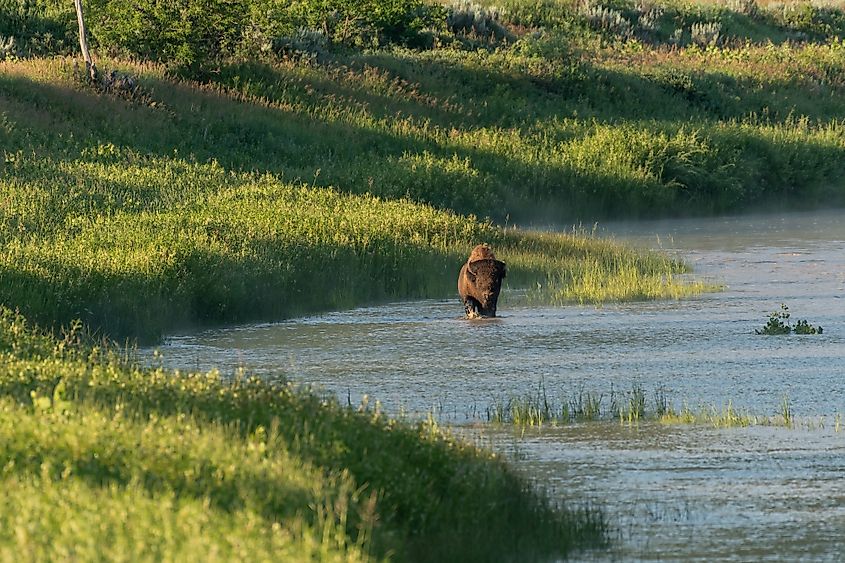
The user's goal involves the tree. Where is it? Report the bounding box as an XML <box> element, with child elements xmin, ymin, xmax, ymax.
<box><xmin>73</xmin><ymin>0</ymin><xmax>97</xmax><ymax>81</ymax></box>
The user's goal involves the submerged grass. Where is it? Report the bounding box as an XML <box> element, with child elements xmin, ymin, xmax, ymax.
<box><xmin>489</xmin><ymin>383</ymin><xmax>828</xmax><ymax>430</ymax></box>
<box><xmin>0</xmin><ymin>308</ymin><xmax>609</xmax><ymax>561</ymax></box>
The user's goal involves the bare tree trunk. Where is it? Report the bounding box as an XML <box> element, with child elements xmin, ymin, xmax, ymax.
<box><xmin>73</xmin><ymin>0</ymin><xmax>97</xmax><ymax>81</ymax></box>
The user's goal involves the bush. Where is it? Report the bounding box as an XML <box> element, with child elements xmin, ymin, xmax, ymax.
<box><xmin>284</xmin><ymin>0</ymin><xmax>445</xmax><ymax>49</ymax></box>
<box><xmin>85</xmin><ymin>0</ymin><xmax>445</xmax><ymax>70</ymax></box>
<box><xmin>0</xmin><ymin>0</ymin><xmax>75</xmax><ymax>56</ymax></box>
<box><xmin>88</xmin><ymin>0</ymin><xmax>249</xmax><ymax>68</ymax></box>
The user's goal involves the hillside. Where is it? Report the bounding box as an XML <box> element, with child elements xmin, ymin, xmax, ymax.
<box><xmin>0</xmin><ymin>57</ymin><xmax>705</xmax><ymax>340</ymax></box>
<box><xmin>4</xmin><ymin>0</ymin><xmax>844</xmax><ymax>221</ymax></box>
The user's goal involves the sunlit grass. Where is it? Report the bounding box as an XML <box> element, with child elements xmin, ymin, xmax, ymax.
<box><xmin>546</xmin><ymin>257</ymin><xmax>717</xmax><ymax>304</ymax></box>
<box><xmin>0</xmin><ymin>59</ymin><xmax>713</xmax><ymax>341</ymax></box>
<box><xmin>0</xmin><ymin>308</ymin><xmax>609</xmax><ymax>561</ymax></box>
<box><xmin>487</xmin><ymin>384</ymin><xmax>834</xmax><ymax>431</ymax></box>
<box><xmin>0</xmin><ymin>399</ymin><xmax>375</xmax><ymax>562</ymax></box>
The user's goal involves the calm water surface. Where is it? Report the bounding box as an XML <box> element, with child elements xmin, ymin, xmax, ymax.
<box><xmin>148</xmin><ymin>209</ymin><xmax>845</xmax><ymax>560</ymax></box>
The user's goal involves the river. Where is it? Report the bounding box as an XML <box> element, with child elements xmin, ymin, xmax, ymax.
<box><xmin>147</xmin><ymin>209</ymin><xmax>845</xmax><ymax>560</ymax></box>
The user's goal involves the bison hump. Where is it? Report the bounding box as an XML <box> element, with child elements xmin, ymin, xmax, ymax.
<box><xmin>468</xmin><ymin>258</ymin><xmax>506</xmax><ymax>278</ymax></box>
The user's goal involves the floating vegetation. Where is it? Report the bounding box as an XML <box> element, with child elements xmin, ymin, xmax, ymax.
<box><xmin>756</xmin><ymin>304</ymin><xmax>823</xmax><ymax>335</ymax></box>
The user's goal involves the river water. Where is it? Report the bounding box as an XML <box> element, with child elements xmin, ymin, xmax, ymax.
<box><xmin>148</xmin><ymin>209</ymin><xmax>845</xmax><ymax>560</ymax></box>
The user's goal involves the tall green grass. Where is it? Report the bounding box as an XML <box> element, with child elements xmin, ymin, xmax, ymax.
<box><xmin>0</xmin><ymin>308</ymin><xmax>608</xmax><ymax>561</ymax></box>
<box><xmin>5</xmin><ymin>2</ymin><xmax>845</xmax><ymax>223</ymax></box>
<box><xmin>0</xmin><ymin>58</ymin><xmax>708</xmax><ymax>340</ymax></box>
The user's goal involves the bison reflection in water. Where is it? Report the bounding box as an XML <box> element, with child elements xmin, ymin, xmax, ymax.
<box><xmin>458</xmin><ymin>244</ymin><xmax>507</xmax><ymax>318</ymax></box>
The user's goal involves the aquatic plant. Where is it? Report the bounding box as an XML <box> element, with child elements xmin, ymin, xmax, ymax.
<box><xmin>756</xmin><ymin>304</ymin><xmax>823</xmax><ymax>335</ymax></box>
<box><xmin>793</xmin><ymin>319</ymin><xmax>823</xmax><ymax>335</ymax></box>
<box><xmin>756</xmin><ymin>304</ymin><xmax>793</xmax><ymax>334</ymax></box>
<box><xmin>652</xmin><ymin>386</ymin><xmax>672</xmax><ymax>418</ymax></box>
<box><xmin>780</xmin><ymin>394</ymin><xmax>793</xmax><ymax>427</ymax></box>
<box><xmin>573</xmin><ymin>389</ymin><xmax>604</xmax><ymax>421</ymax></box>
<box><xmin>486</xmin><ymin>381</ymin><xmax>837</xmax><ymax>431</ymax></box>
<box><xmin>488</xmin><ymin>383</ymin><xmax>664</xmax><ymax>426</ymax></box>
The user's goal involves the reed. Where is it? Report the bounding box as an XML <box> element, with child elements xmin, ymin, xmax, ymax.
<box><xmin>486</xmin><ymin>381</ymin><xmax>835</xmax><ymax>431</ymax></box>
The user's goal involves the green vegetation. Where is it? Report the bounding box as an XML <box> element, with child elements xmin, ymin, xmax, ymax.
<box><xmin>488</xmin><ymin>383</ymin><xmax>668</xmax><ymax>426</ymax></box>
<box><xmin>0</xmin><ymin>58</ymin><xmax>709</xmax><ymax>341</ymax></box>
<box><xmin>3</xmin><ymin>0</ymin><xmax>845</xmax><ymax>223</ymax></box>
<box><xmin>0</xmin><ymin>308</ymin><xmax>608</xmax><ymax>560</ymax></box>
<box><xmin>3</xmin><ymin>0</ymin><xmax>839</xmax><ymax>558</ymax></box>
<box><xmin>756</xmin><ymin>304</ymin><xmax>823</xmax><ymax>334</ymax></box>
<box><xmin>487</xmin><ymin>383</ymin><xmax>827</xmax><ymax>429</ymax></box>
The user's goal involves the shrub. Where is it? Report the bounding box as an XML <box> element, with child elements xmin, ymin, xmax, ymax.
<box><xmin>88</xmin><ymin>0</ymin><xmax>249</xmax><ymax>68</ymax></box>
<box><xmin>0</xmin><ymin>0</ymin><xmax>75</xmax><ymax>55</ymax></box>
<box><xmin>447</xmin><ymin>1</ymin><xmax>513</xmax><ymax>42</ymax></box>
<box><xmin>285</xmin><ymin>0</ymin><xmax>445</xmax><ymax>48</ymax></box>
<box><xmin>690</xmin><ymin>20</ymin><xmax>722</xmax><ymax>46</ymax></box>
<box><xmin>83</xmin><ymin>0</ymin><xmax>445</xmax><ymax>70</ymax></box>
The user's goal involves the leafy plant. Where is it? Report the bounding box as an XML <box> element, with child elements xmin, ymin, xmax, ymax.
<box><xmin>756</xmin><ymin>303</ymin><xmax>792</xmax><ymax>334</ymax></box>
<box><xmin>793</xmin><ymin>319</ymin><xmax>823</xmax><ymax>335</ymax></box>
<box><xmin>756</xmin><ymin>304</ymin><xmax>823</xmax><ymax>335</ymax></box>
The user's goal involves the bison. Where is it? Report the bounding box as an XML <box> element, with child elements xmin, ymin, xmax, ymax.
<box><xmin>457</xmin><ymin>244</ymin><xmax>507</xmax><ymax>318</ymax></box>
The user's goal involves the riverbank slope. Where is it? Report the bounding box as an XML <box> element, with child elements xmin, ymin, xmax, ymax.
<box><xmin>0</xmin><ymin>308</ymin><xmax>608</xmax><ymax>561</ymax></box>
<box><xmin>4</xmin><ymin>0</ymin><xmax>843</xmax><ymax>222</ymax></box>
<box><xmin>0</xmin><ymin>58</ymin><xmax>707</xmax><ymax>340</ymax></box>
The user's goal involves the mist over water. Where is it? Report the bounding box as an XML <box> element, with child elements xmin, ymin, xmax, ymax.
<box><xmin>147</xmin><ymin>209</ymin><xmax>845</xmax><ymax>560</ymax></box>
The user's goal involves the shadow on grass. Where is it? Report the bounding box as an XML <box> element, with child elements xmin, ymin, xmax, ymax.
<box><xmin>2</xmin><ymin>55</ymin><xmax>844</xmax><ymax>224</ymax></box>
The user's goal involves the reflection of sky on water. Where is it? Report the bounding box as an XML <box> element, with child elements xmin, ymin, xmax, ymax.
<box><xmin>465</xmin><ymin>422</ymin><xmax>845</xmax><ymax>561</ymax></box>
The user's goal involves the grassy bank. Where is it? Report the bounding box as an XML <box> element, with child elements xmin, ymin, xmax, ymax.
<box><xmin>0</xmin><ymin>308</ymin><xmax>608</xmax><ymax>561</ymax></box>
<box><xmin>4</xmin><ymin>1</ymin><xmax>845</xmax><ymax>223</ymax></box>
<box><xmin>0</xmin><ymin>58</ymin><xmax>627</xmax><ymax>554</ymax></box>
<box><xmin>0</xmin><ymin>57</ymin><xmax>709</xmax><ymax>341</ymax></box>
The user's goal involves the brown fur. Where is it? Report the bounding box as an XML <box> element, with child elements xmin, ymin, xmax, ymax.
<box><xmin>467</xmin><ymin>244</ymin><xmax>497</xmax><ymax>262</ymax></box>
<box><xmin>458</xmin><ymin>244</ymin><xmax>507</xmax><ymax>318</ymax></box>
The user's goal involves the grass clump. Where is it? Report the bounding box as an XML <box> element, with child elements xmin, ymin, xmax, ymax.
<box><xmin>488</xmin><ymin>383</ymin><xmax>664</xmax><ymax>427</ymax></box>
<box><xmin>660</xmin><ymin>400</ymin><xmax>757</xmax><ymax>428</ymax></box>
<box><xmin>0</xmin><ymin>308</ymin><xmax>608</xmax><ymax>561</ymax></box>
<box><xmin>487</xmin><ymin>383</ymin><xmax>821</xmax><ymax>430</ymax></box>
